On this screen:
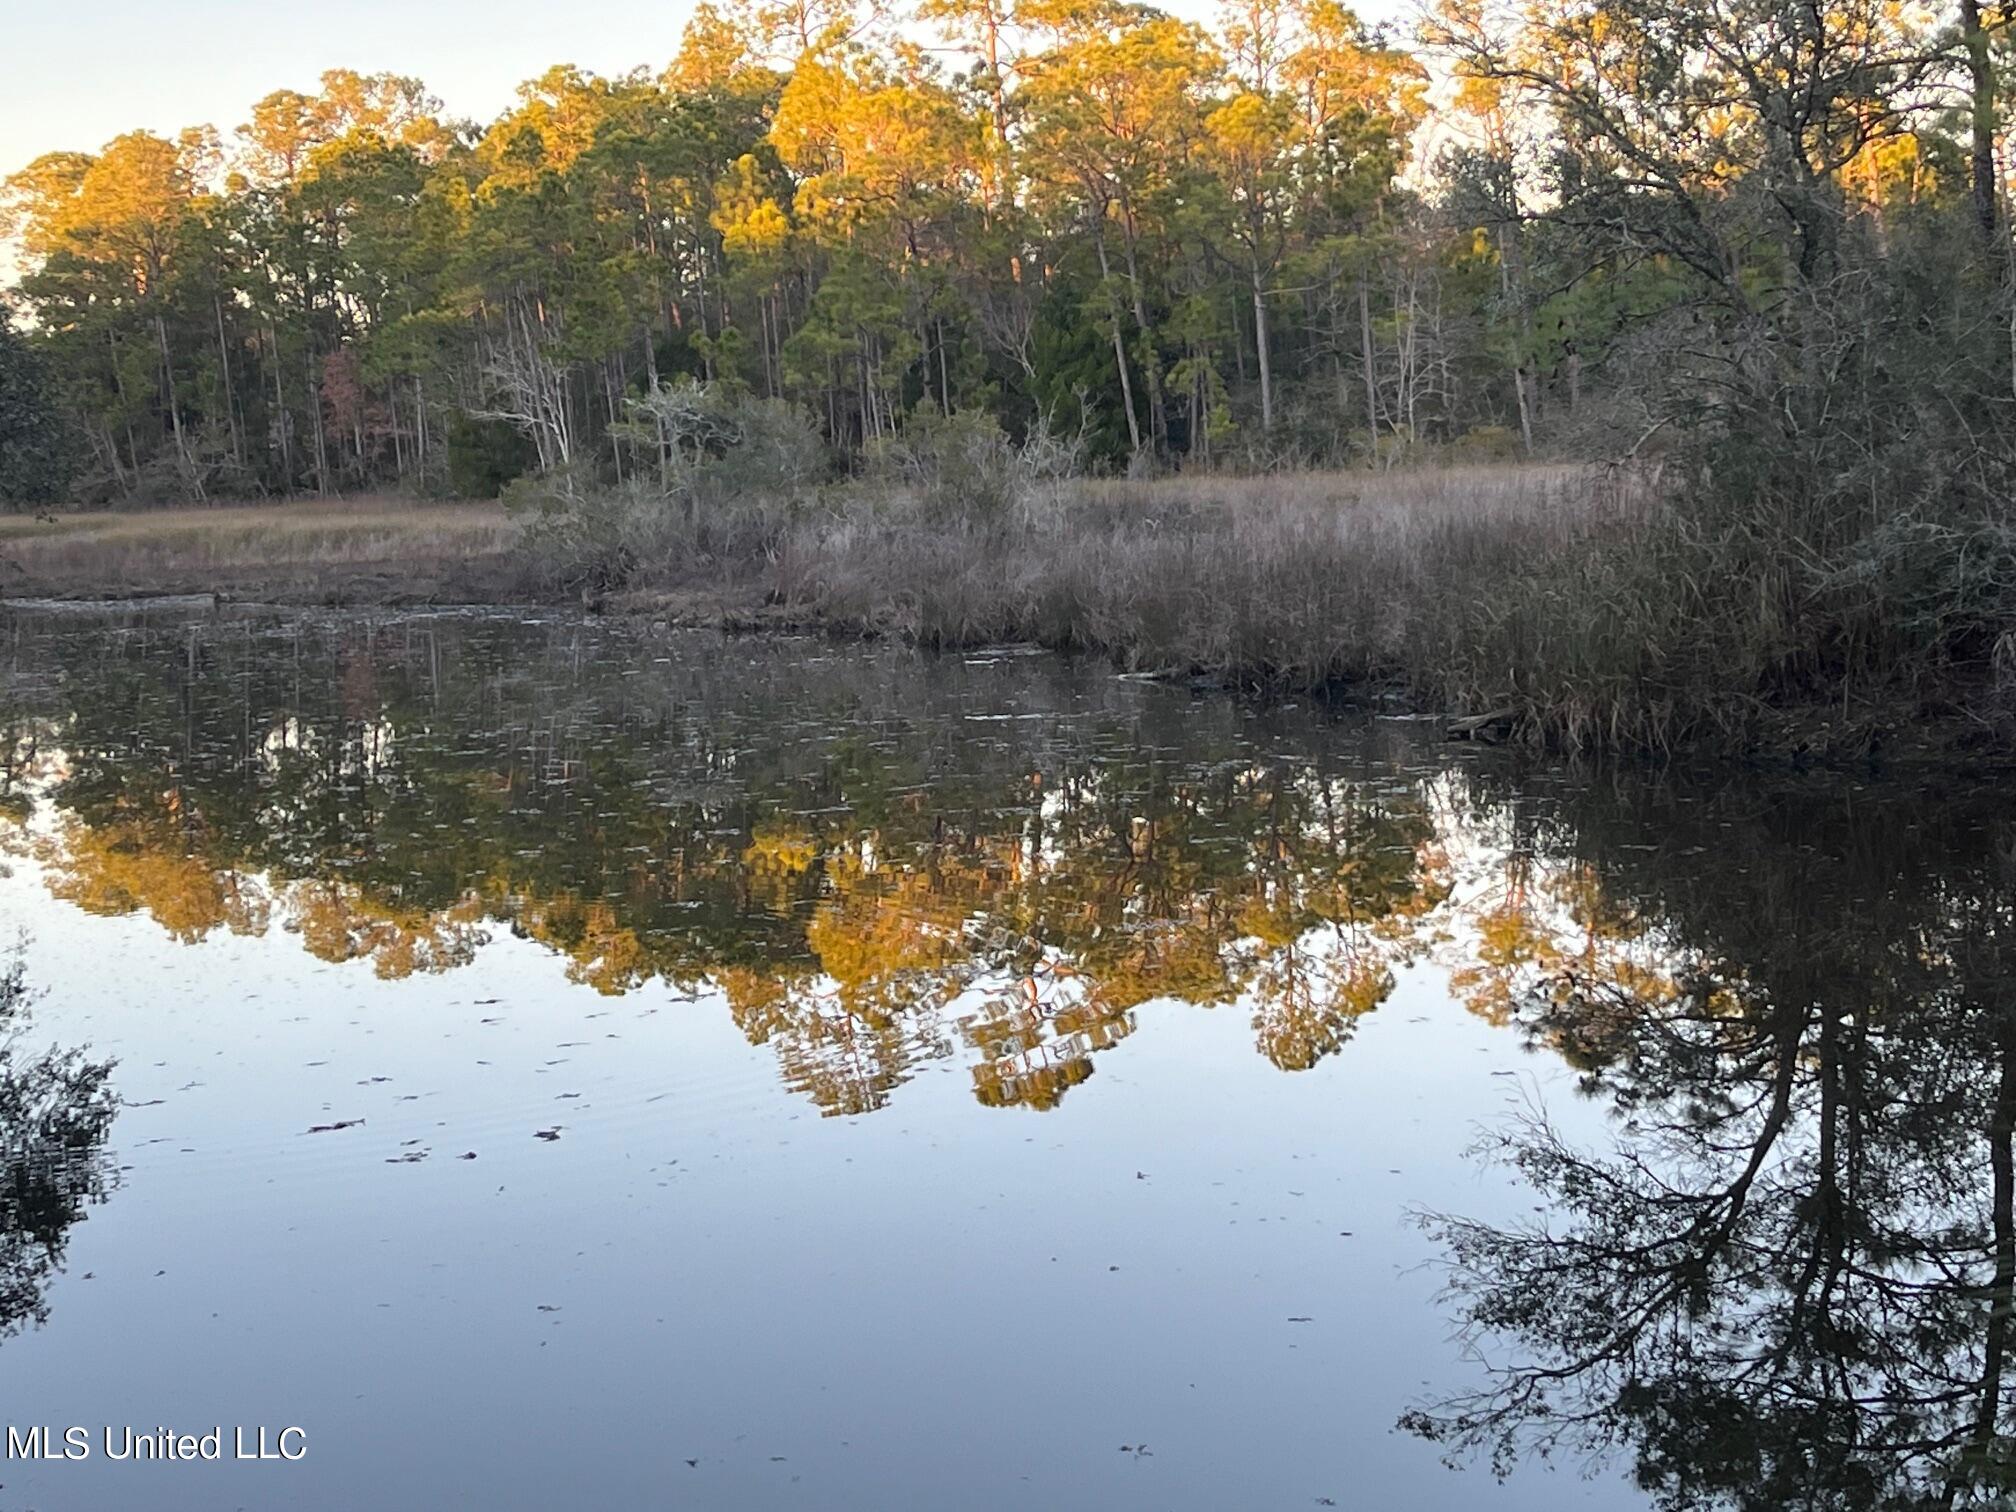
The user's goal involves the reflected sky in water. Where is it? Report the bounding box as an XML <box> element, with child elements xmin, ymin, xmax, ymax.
<box><xmin>0</xmin><ymin>607</ymin><xmax>2005</xmax><ymax>1510</ymax></box>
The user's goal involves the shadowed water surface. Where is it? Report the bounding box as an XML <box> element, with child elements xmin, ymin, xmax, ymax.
<box><xmin>0</xmin><ymin>607</ymin><xmax>2007</xmax><ymax>1510</ymax></box>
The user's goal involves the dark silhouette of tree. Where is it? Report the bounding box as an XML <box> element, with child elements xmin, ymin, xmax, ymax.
<box><xmin>1405</xmin><ymin>775</ymin><xmax>2016</xmax><ymax>1511</ymax></box>
<box><xmin>0</xmin><ymin>954</ymin><xmax>119</xmax><ymax>1339</ymax></box>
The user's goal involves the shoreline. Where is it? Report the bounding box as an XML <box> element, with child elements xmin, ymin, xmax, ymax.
<box><xmin>4</xmin><ymin>566</ymin><xmax>2007</xmax><ymax>775</ymax></box>
<box><xmin>7</xmin><ymin>473</ymin><xmax>2013</xmax><ymax>773</ymax></box>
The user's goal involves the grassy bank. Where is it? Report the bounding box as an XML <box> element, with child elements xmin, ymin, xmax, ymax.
<box><xmin>545</xmin><ymin>451</ymin><xmax>2016</xmax><ymax>759</ymax></box>
<box><xmin>9</xmin><ymin>462</ymin><xmax>2015</xmax><ymax>762</ymax></box>
<box><xmin>774</xmin><ymin>463</ymin><xmax>1630</xmax><ymax>708</ymax></box>
<box><xmin>0</xmin><ymin>498</ymin><xmax>525</xmax><ymax>604</ymax></box>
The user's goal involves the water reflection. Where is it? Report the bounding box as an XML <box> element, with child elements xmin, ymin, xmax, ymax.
<box><xmin>0</xmin><ymin>954</ymin><xmax>118</xmax><ymax>1340</ymax></box>
<box><xmin>9</xmin><ymin>608</ymin><xmax>2016</xmax><ymax>1507</ymax></box>
<box><xmin>1406</xmin><ymin>774</ymin><xmax>2016</xmax><ymax>1509</ymax></box>
<box><xmin>0</xmin><ymin>612</ymin><xmax>1454</xmax><ymax>1116</ymax></box>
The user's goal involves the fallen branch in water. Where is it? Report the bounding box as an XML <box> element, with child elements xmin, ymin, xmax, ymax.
<box><xmin>1447</xmin><ymin>707</ymin><xmax>1520</xmax><ymax>742</ymax></box>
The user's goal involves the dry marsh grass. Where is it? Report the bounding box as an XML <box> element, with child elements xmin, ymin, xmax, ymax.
<box><xmin>0</xmin><ymin>498</ymin><xmax>524</xmax><ymax>600</ymax></box>
<box><xmin>523</xmin><ymin>458</ymin><xmax>1737</xmax><ymax>749</ymax></box>
<box><xmin>776</xmin><ymin>461</ymin><xmax>1667</xmax><ymax>727</ymax></box>
<box><xmin>20</xmin><ymin>463</ymin><xmax>2012</xmax><ymax>758</ymax></box>
<box><xmin>766</xmin><ymin>457</ymin><xmax>2016</xmax><ymax>754</ymax></box>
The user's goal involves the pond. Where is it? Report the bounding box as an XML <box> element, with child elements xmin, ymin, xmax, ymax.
<box><xmin>0</xmin><ymin>606</ymin><xmax>2008</xmax><ymax>1511</ymax></box>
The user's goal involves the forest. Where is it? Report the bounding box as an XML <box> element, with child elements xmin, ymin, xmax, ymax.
<box><xmin>0</xmin><ymin>0</ymin><xmax>1449</xmax><ymax>499</ymax></box>
<box><xmin>0</xmin><ymin>0</ymin><xmax>1999</xmax><ymax>495</ymax></box>
<box><xmin>4</xmin><ymin>0</ymin><xmax>2016</xmax><ymax>752</ymax></box>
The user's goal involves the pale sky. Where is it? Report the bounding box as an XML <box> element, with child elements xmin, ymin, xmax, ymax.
<box><xmin>2</xmin><ymin>0</ymin><xmax>1409</xmax><ymax>181</ymax></box>
<box><xmin>3</xmin><ymin>0</ymin><xmax>709</xmax><ymax>177</ymax></box>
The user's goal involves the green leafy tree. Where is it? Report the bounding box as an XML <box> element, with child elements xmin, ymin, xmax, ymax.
<box><xmin>0</xmin><ymin>322</ymin><xmax>78</xmax><ymax>506</ymax></box>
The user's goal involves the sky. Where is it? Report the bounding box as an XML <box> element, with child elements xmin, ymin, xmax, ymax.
<box><xmin>2</xmin><ymin>0</ymin><xmax>712</xmax><ymax>177</ymax></box>
<box><xmin>1</xmin><ymin>0</ymin><xmax>1408</xmax><ymax>182</ymax></box>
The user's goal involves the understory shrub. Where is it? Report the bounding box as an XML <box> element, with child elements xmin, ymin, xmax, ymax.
<box><xmin>517</xmin><ymin>382</ymin><xmax>828</xmax><ymax>591</ymax></box>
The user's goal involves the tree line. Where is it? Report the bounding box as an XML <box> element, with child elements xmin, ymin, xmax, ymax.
<box><xmin>0</xmin><ymin>0</ymin><xmax>2010</xmax><ymax>503</ymax></box>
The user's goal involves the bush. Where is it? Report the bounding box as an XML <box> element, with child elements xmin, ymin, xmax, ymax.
<box><xmin>612</xmin><ymin>379</ymin><xmax>827</xmax><ymax>502</ymax></box>
<box><xmin>521</xmin><ymin>382</ymin><xmax>828</xmax><ymax>592</ymax></box>
<box><xmin>862</xmin><ymin>407</ymin><xmax>1024</xmax><ymax>520</ymax></box>
<box><xmin>857</xmin><ymin>405</ymin><xmax>1086</xmax><ymax>522</ymax></box>
<box><xmin>1448</xmin><ymin>425</ymin><xmax>1522</xmax><ymax>463</ymax></box>
<box><xmin>445</xmin><ymin>412</ymin><xmax>537</xmax><ymax>499</ymax></box>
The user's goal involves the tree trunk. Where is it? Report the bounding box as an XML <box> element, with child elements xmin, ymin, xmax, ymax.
<box><xmin>307</xmin><ymin>347</ymin><xmax>329</xmax><ymax>496</ymax></box>
<box><xmin>1094</xmin><ymin>227</ymin><xmax>1143</xmax><ymax>455</ymax></box>
<box><xmin>213</xmin><ymin>298</ymin><xmax>244</xmax><ymax>471</ymax></box>
<box><xmin>1358</xmin><ymin>278</ymin><xmax>1379</xmax><ymax>464</ymax></box>
<box><xmin>1252</xmin><ymin>260</ymin><xmax>1274</xmax><ymax>432</ymax></box>
<box><xmin>268</xmin><ymin>325</ymin><xmax>294</xmax><ymax>486</ymax></box>
<box><xmin>1961</xmin><ymin>0</ymin><xmax>1999</xmax><ymax>243</ymax></box>
<box><xmin>1117</xmin><ymin>218</ymin><xmax>1164</xmax><ymax>452</ymax></box>
<box><xmin>1965</xmin><ymin>1026</ymin><xmax>2016</xmax><ymax>1475</ymax></box>
<box><xmin>154</xmin><ymin>313</ymin><xmax>204</xmax><ymax>501</ymax></box>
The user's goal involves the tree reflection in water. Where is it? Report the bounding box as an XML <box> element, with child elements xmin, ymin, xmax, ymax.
<box><xmin>1404</xmin><ymin>775</ymin><xmax>2016</xmax><ymax>1511</ymax></box>
<box><xmin>12</xmin><ymin>608</ymin><xmax>2016</xmax><ymax>1499</ymax></box>
<box><xmin>0</xmin><ymin>612</ymin><xmax>1453</xmax><ymax>1116</ymax></box>
<box><xmin>0</xmin><ymin>955</ymin><xmax>118</xmax><ymax>1340</ymax></box>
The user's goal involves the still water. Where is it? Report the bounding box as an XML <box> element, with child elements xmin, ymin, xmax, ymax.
<box><xmin>0</xmin><ymin>606</ymin><xmax>2008</xmax><ymax>1511</ymax></box>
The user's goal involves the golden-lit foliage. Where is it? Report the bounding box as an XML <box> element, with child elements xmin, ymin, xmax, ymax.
<box><xmin>0</xmin><ymin>0</ymin><xmax>2003</xmax><ymax>523</ymax></box>
<box><xmin>38</xmin><ymin>809</ymin><xmax>269</xmax><ymax>944</ymax></box>
<box><xmin>1444</xmin><ymin>852</ymin><xmax>1687</xmax><ymax>1038</ymax></box>
<box><xmin>0</xmin><ymin>0</ymin><xmax>1446</xmax><ymax>495</ymax></box>
<box><xmin>288</xmin><ymin>882</ymin><xmax>487</xmax><ymax>978</ymax></box>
